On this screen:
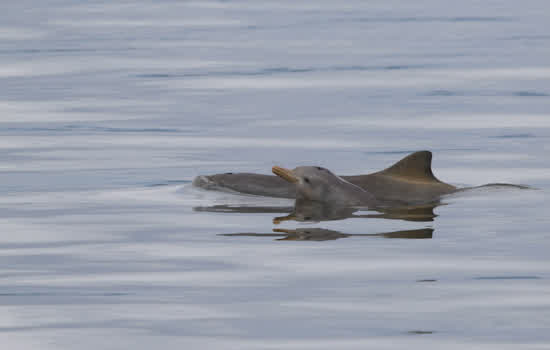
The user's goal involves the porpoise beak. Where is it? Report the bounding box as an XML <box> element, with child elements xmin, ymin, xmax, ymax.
<box><xmin>272</xmin><ymin>166</ymin><xmax>298</xmax><ymax>183</ymax></box>
<box><xmin>272</xmin><ymin>213</ymin><xmax>296</xmax><ymax>224</ymax></box>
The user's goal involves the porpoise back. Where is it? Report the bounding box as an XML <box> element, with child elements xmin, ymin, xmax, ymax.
<box><xmin>344</xmin><ymin>151</ymin><xmax>456</xmax><ymax>204</ymax></box>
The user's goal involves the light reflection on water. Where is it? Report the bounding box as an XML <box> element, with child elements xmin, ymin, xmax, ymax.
<box><xmin>1</xmin><ymin>0</ymin><xmax>550</xmax><ymax>349</ymax></box>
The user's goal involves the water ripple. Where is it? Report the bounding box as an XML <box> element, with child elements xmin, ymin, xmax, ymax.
<box><xmin>356</xmin><ymin>16</ymin><xmax>513</xmax><ymax>23</ymax></box>
<box><xmin>135</xmin><ymin>63</ymin><xmax>436</xmax><ymax>80</ymax></box>
<box><xmin>1</xmin><ymin>125</ymin><xmax>183</xmax><ymax>134</ymax></box>
<box><xmin>490</xmin><ymin>134</ymin><xmax>535</xmax><ymax>139</ymax></box>
<box><xmin>474</xmin><ymin>276</ymin><xmax>541</xmax><ymax>280</ymax></box>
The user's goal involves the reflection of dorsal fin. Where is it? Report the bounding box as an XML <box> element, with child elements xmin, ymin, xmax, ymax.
<box><xmin>378</xmin><ymin>151</ymin><xmax>441</xmax><ymax>182</ymax></box>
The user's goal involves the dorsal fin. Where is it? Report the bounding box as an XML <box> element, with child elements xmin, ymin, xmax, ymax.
<box><xmin>378</xmin><ymin>151</ymin><xmax>440</xmax><ymax>182</ymax></box>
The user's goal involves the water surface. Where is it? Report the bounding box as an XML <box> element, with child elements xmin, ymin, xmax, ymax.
<box><xmin>1</xmin><ymin>1</ymin><xmax>549</xmax><ymax>349</ymax></box>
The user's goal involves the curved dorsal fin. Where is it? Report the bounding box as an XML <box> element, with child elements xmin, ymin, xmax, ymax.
<box><xmin>378</xmin><ymin>151</ymin><xmax>440</xmax><ymax>182</ymax></box>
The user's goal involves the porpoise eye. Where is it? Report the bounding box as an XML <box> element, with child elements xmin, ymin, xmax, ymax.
<box><xmin>304</xmin><ymin>177</ymin><xmax>311</xmax><ymax>184</ymax></box>
<box><xmin>316</xmin><ymin>167</ymin><xmax>323</xmax><ymax>170</ymax></box>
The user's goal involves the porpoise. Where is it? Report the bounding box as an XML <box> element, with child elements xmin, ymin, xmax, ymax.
<box><xmin>193</xmin><ymin>150</ymin><xmax>529</xmax><ymax>205</ymax></box>
<box><xmin>271</xmin><ymin>165</ymin><xmax>376</xmax><ymax>206</ymax></box>
<box><xmin>193</xmin><ymin>150</ymin><xmax>456</xmax><ymax>204</ymax></box>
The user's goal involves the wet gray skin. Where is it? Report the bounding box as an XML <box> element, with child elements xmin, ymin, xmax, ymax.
<box><xmin>272</xmin><ymin>165</ymin><xmax>377</xmax><ymax>207</ymax></box>
<box><xmin>193</xmin><ymin>150</ymin><xmax>531</xmax><ymax>206</ymax></box>
<box><xmin>193</xmin><ymin>151</ymin><xmax>458</xmax><ymax>205</ymax></box>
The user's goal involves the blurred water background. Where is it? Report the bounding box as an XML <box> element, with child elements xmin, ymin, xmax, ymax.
<box><xmin>1</xmin><ymin>1</ymin><xmax>550</xmax><ymax>349</ymax></box>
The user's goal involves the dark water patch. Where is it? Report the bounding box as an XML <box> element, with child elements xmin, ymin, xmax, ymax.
<box><xmin>499</xmin><ymin>35</ymin><xmax>550</xmax><ymax>41</ymax></box>
<box><xmin>513</xmin><ymin>91</ymin><xmax>549</xmax><ymax>97</ymax></box>
<box><xmin>0</xmin><ymin>292</ymin><xmax>130</xmax><ymax>297</ymax></box>
<box><xmin>408</xmin><ymin>330</ymin><xmax>434</xmax><ymax>335</ymax></box>
<box><xmin>384</xmin><ymin>65</ymin><xmax>418</xmax><ymax>70</ymax></box>
<box><xmin>263</xmin><ymin>67</ymin><xmax>315</xmax><ymax>74</ymax></box>
<box><xmin>0</xmin><ymin>47</ymin><xmax>137</xmax><ymax>55</ymax></box>
<box><xmin>136</xmin><ymin>67</ymin><xmax>317</xmax><ymax>79</ymax></box>
<box><xmin>0</xmin><ymin>319</ymin><xmax>145</xmax><ymax>333</ymax></box>
<box><xmin>357</xmin><ymin>16</ymin><xmax>511</xmax><ymax>23</ymax></box>
<box><xmin>459</xmin><ymin>183</ymin><xmax>533</xmax><ymax>193</ymax></box>
<box><xmin>334</xmin><ymin>63</ymin><xmax>434</xmax><ymax>72</ymax></box>
<box><xmin>136</xmin><ymin>63</ymin><xmax>436</xmax><ymax>80</ymax></box>
<box><xmin>146</xmin><ymin>180</ymin><xmax>191</xmax><ymax>187</ymax></box>
<box><xmin>425</xmin><ymin>90</ymin><xmax>548</xmax><ymax>97</ymax></box>
<box><xmin>1</xmin><ymin>126</ymin><xmax>75</xmax><ymax>133</ymax></box>
<box><xmin>490</xmin><ymin>133</ymin><xmax>535</xmax><ymax>139</ymax></box>
<box><xmin>331</xmin><ymin>64</ymin><xmax>430</xmax><ymax>71</ymax></box>
<box><xmin>425</xmin><ymin>89</ymin><xmax>460</xmax><ymax>96</ymax></box>
<box><xmin>0</xmin><ymin>292</ymin><xmax>50</xmax><ymax>297</ymax></box>
<box><xmin>328</xmin><ymin>65</ymin><xmax>371</xmax><ymax>72</ymax></box>
<box><xmin>450</xmin><ymin>16</ymin><xmax>511</xmax><ymax>22</ymax></box>
<box><xmin>135</xmin><ymin>73</ymin><xmax>176</xmax><ymax>78</ymax></box>
<box><xmin>474</xmin><ymin>276</ymin><xmax>541</xmax><ymax>280</ymax></box>
<box><xmin>416</xmin><ymin>279</ymin><xmax>437</xmax><ymax>283</ymax></box>
<box><xmin>90</xmin><ymin>126</ymin><xmax>181</xmax><ymax>133</ymax></box>
<box><xmin>165</xmin><ymin>180</ymin><xmax>191</xmax><ymax>184</ymax></box>
<box><xmin>1</xmin><ymin>125</ymin><xmax>182</xmax><ymax>134</ymax></box>
<box><xmin>365</xmin><ymin>150</ymin><xmax>424</xmax><ymax>155</ymax></box>
<box><xmin>365</xmin><ymin>148</ymin><xmax>480</xmax><ymax>155</ymax></box>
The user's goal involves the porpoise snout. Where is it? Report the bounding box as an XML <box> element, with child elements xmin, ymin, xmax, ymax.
<box><xmin>272</xmin><ymin>166</ymin><xmax>298</xmax><ymax>183</ymax></box>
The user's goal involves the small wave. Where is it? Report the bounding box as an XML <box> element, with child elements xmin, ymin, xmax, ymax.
<box><xmin>424</xmin><ymin>90</ymin><xmax>548</xmax><ymax>97</ymax></box>
<box><xmin>425</xmin><ymin>90</ymin><xmax>459</xmax><ymax>96</ymax></box>
<box><xmin>365</xmin><ymin>148</ymin><xmax>480</xmax><ymax>155</ymax></box>
<box><xmin>513</xmin><ymin>91</ymin><xmax>549</xmax><ymax>97</ymax></box>
<box><xmin>356</xmin><ymin>16</ymin><xmax>512</xmax><ymax>23</ymax></box>
<box><xmin>0</xmin><ymin>47</ymin><xmax>137</xmax><ymax>55</ymax></box>
<box><xmin>135</xmin><ymin>73</ymin><xmax>176</xmax><ymax>78</ymax></box>
<box><xmin>408</xmin><ymin>330</ymin><xmax>435</xmax><ymax>335</ymax></box>
<box><xmin>474</xmin><ymin>276</ymin><xmax>541</xmax><ymax>280</ymax></box>
<box><xmin>490</xmin><ymin>133</ymin><xmax>535</xmax><ymax>139</ymax></box>
<box><xmin>1</xmin><ymin>125</ymin><xmax>182</xmax><ymax>134</ymax></box>
<box><xmin>499</xmin><ymin>35</ymin><xmax>550</xmax><ymax>41</ymax></box>
<box><xmin>0</xmin><ymin>291</ymin><xmax>130</xmax><ymax>297</ymax></box>
<box><xmin>146</xmin><ymin>180</ymin><xmax>191</xmax><ymax>187</ymax></box>
<box><xmin>134</xmin><ymin>63</ymin><xmax>436</xmax><ymax>80</ymax></box>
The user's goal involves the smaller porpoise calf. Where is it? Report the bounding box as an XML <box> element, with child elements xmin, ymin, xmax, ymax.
<box><xmin>272</xmin><ymin>165</ymin><xmax>377</xmax><ymax>207</ymax></box>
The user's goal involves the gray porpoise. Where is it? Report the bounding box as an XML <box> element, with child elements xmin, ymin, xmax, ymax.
<box><xmin>272</xmin><ymin>165</ymin><xmax>376</xmax><ymax>206</ymax></box>
<box><xmin>193</xmin><ymin>150</ymin><xmax>457</xmax><ymax>204</ymax></box>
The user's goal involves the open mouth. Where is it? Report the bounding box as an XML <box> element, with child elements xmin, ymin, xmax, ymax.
<box><xmin>272</xmin><ymin>166</ymin><xmax>298</xmax><ymax>183</ymax></box>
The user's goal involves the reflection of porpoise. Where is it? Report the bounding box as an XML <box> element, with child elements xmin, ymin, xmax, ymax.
<box><xmin>193</xmin><ymin>151</ymin><xmax>456</xmax><ymax>204</ymax></box>
<box><xmin>272</xmin><ymin>201</ymin><xmax>439</xmax><ymax>223</ymax></box>
<box><xmin>272</xmin><ymin>165</ymin><xmax>376</xmax><ymax>206</ymax></box>
<box><xmin>220</xmin><ymin>227</ymin><xmax>434</xmax><ymax>241</ymax></box>
<box><xmin>193</xmin><ymin>201</ymin><xmax>439</xmax><ymax>223</ymax></box>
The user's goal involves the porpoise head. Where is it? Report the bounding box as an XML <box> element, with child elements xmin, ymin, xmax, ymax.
<box><xmin>272</xmin><ymin>165</ymin><xmax>376</xmax><ymax>206</ymax></box>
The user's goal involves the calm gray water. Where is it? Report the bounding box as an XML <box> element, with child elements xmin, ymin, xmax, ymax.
<box><xmin>1</xmin><ymin>1</ymin><xmax>550</xmax><ymax>349</ymax></box>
